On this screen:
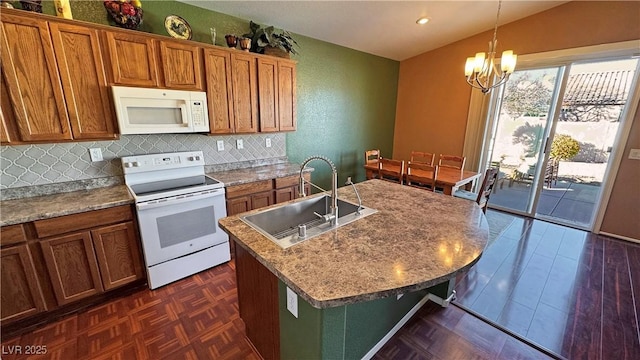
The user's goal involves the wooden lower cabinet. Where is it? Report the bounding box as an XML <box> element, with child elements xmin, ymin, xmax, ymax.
<box><xmin>40</xmin><ymin>232</ymin><xmax>104</xmax><ymax>306</ymax></box>
<box><xmin>251</xmin><ymin>190</ymin><xmax>275</xmax><ymax>210</ymax></box>
<box><xmin>0</xmin><ymin>205</ymin><xmax>145</xmax><ymax>333</ymax></box>
<box><xmin>91</xmin><ymin>222</ymin><xmax>144</xmax><ymax>291</ymax></box>
<box><xmin>0</xmin><ymin>245</ymin><xmax>47</xmax><ymax>322</ymax></box>
<box><xmin>235</xmin><ymin>243</ymin><xmax>280</xmax><ymax>360</ymax></box>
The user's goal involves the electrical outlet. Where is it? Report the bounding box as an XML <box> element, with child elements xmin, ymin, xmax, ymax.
<box><xmin>217</xmin><ymin>140</ymin><xmax>224</xmax><ymax>151</ymax></box>
<box><xmin>629</xmin><ymin>148</ymin><xmax>640</xmax><ymax>160</ymax></box>
<box><xmin>286</xmin><ymin>286</ymin><xmax>298</xmax><ymax>318</ymax></box>
<box><xmin>236</xmin><ymin>139</ymin><xmax>244</xmax><ymax>149</ymax></box>
<box><xmin>265</xmin><ymin>138</ymin><xmax>272</xmax><ymax>148</ymax></box>
<box><xmin>89</xmin><ymin>148</ymin><xmax>103</xmax><ymax>162</ymax></box>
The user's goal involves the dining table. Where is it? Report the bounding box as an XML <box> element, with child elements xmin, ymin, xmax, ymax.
<box><xmin>364</xmin><ymin>161</ymin><xmax>481</xmax><ymax>195</ymax></box>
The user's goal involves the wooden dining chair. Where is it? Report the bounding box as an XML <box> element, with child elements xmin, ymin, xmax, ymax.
<box><xmin>453</xmin><ymin>167</ymin><xmax>499</xmax><ymax>213</ymax></box>
<box><xmin>410</xmin><ymin>151</ymin><xmax>435</xmax><ymax>166</ymax></box>
<box><xmin>438</xmin><ymin>154</ymin><xmax>465</xmax><ymax>170</ymax></box>
<box><xmin>406</xmin><ymin>162</ymin><xmax>438</xmax><ymax>191</ymax></box>
<box><xmin>364</xmin><ymin>149</ymin><xmax>381</xmax><ymax>179</ymax></box>
<box><xmin>378</xmin><ymin>158</ymin><xmax>405</xmax><ymax>184</ymax></box>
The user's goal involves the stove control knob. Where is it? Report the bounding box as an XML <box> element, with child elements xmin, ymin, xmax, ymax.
<box><xmin>132</xmin><ymin>162</ymin><xmax>140</xmax><ymax>167</ymax></box>
<box><xmin>124</xmin><ymin>162</ymin><xmax>132</xmax><ymax>168</ymax></box>
<box><xmin>195</xmin><ymin>155</ymin><xmax>201</xmax><ymax>161</ymax></box>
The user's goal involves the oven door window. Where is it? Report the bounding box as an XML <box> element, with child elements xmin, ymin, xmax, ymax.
<box><xmin>136</xmin><ymin>192</ymin><xmax>228</xmax><ymax>266</ymax></box>
<box><xmin>157</xmin><ymin>207</ymin><xmax>216</xmax><ymax>248</ymax></box>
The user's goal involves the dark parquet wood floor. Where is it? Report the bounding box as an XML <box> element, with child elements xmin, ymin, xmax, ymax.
<box><xmin>2</xmin><ymin>211</ymin><xmax>638</xmax><ymax>359</ymax></box>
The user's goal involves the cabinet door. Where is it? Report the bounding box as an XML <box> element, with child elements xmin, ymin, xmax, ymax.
<box><xmin>0</xmin><ymin>14</ymin><xmax>72</xmax><ymax>141</ymax></box>
<box><xmin>50</xmin><ymin>23</ymin><xmax>116</xmax><ymax>140</ymax></box>
<box><xmin>1</xmin><ymin>245</ymin><xmax>47</xmax><ymax>323</ymax></box>
<box><xmin>91</xmin><ymin>222</ymin><xmax>144</xmax><ymax>291</ymax></box>
<box><xmin>257</xmin><ymin>57</ymin><xmax>279</xmax><ymax>132</ymax></box>
<box><xmin>275</xmin><ymin>187</ymin><xmax>295</xmax><ymax>204</ymax></box>
<box><xmin>204</xmin><ymin>48</ymin><xmax>234</xmax><ymax>134</ymax></box>
<box><xmin>160</xmin><ymin>40</ymin><xmax>203</xmax><ymax>90</ymax></box>
<box><xmin>251</xmin><ymin>191</ymin><xmax>274</xmax><ymax>210</ymax></box>
<box><xmin>227</xmin><ymin>196</ymin><xmax>251</xmax><ymax>216</ymax></box>
<box><xmin>278</xmin><ymin>60</ymin><xmax>297</xmax><ymax>131</ymax></box>
<box><xmin>40</xmin><ymin>232</ymin><xmax>103</xmax><ymax>305</ymax></box>
<box><xmin>0</xmin><ymin>73</ymin><xmax>22</xmax><ymax>145</ymax></box>
<box><xmin>104</xmin><ymin>31</ymin><xmax>158</xmax><ymax>87</ymax></box>
<box><xmin>231</xmin><ymin>53</ymin><xmax>258</xmax><ymax>133</ymax></box>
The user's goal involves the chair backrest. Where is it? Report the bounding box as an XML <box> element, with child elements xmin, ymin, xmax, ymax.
<box><xmin>378</xmin><ymin>158</ymin><xmax>405</xmax><ymax>184</ymax></box>
<box><xmin>475</xmin><ymin>167</ymin><xmax>499</xmax><ymax>213</ymax></box>
<box><xmin>365</xmin><ymin>149</ymin><xmax>381</xmax><ymax>165</ymax></box>
<box><xmin>410</xmin><ymin>151</ymin><xmax>435</xmax><ymax>166</ymax></box>
<box><xmin>406</xmin><ymin>162</ymin><xmax>438</xmax><ymax>191</ymax></box>
<box><xmin>438</xmin><ymin>154</ymin><xmax>466</xmax><ymax>170</ymax></box>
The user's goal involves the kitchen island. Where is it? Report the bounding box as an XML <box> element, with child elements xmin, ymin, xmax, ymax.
<box><xmin>218</xmin><ymin>179</ymin><xmax>489</xmax><ymax>359</ymax></box>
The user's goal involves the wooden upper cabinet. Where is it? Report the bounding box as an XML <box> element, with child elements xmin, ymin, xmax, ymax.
<box><xmin>1</xmin><ymin>73</ymin><xmax>22</xmax><ymax>145</ymax></box>
<box><xmin>204</xmin><ymin>48</ymin><xmax>234</xmax><ymax>134</ymax></box>
<box><xmin>0</xmin><ymin>14</ymin><xmax>72</xmax><ymax>142</ymax></box>
<box><xmin>257</xmin><ymin>58</ymin><xmax>279</xmax><ymax>132</ymax></box>
<box><xmin>231</xmin><ymin>53</ymin><xmax>258</xmax><ymax>133</ymax></box>
<box><xmin>49</xmin><ymin>23</ymin><xmax>117</xmax><ymax>140</ymax></box>
<box><xmin>278</xmin><ymin>60</ymin><xmax>297</xmax><ymax>131</ymax></box>
<box><xmin>104</xmin><ymin>30</ymin><xmax>159</xmax><ymax>87</ymax></box>
<box><xmin>0</xmin><ymin>245</ymin><xmax>47</xmax><ymax>323</ymax></box>
<box><xmin>40</xmin><ymin>232</ymin><xmax>104</xmax><ymax>306</ymax></box>
<box><xmin>160</xmin><ymin>40</ymin><xmax>203</xmax><ymax>90</ymax></box>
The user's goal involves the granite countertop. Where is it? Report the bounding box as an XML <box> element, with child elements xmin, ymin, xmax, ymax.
<box><xmin>0</xmin><ymin>185</ymin><xmax>134</xmax><ymax>226</ymax></box>
<box><xmin>207</xmin><ymin>162</ymin><xmax>312</xmax><ymax>187</ymax></box>
<box><xmin>218</xmin><ymin>179</ymin><xmax>489</xmax><ymax>309</ymax></box>
<box><xmin>0</xmin><ymin>162</ymin><xmax>309</xmax><ymax>226</ymax></box>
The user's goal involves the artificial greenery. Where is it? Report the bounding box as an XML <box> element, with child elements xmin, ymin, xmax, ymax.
<box><xmin>550</xmin><ymin>134</ymin><xmax>580</xmax><ymax>160</ymax></box>
<box><xmin>243</xmin><ymin>21</ymin><xmax>299</xmax><ymax>55</ymax></box>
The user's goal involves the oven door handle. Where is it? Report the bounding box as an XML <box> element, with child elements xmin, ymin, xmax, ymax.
<box><xmin>136</xmin><ymin>189</ymin><xmax>224</xmax><ymax>211</ymax></box>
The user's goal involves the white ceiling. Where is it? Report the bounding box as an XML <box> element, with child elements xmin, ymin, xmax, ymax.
<box><xmin>179</xmin><ymin>1</ymin><xmax>567</xmax><ymax>61</ymax></box>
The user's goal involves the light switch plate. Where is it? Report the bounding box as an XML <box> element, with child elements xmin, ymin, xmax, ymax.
<box><xmin>629</xmin><ymin>148</ymin><xmax>640</xmax><ymax>160</ymax></box>
<box><xmin>216</xmin><ymin>140</ymin><xmax>224</xmax><ymax>151</ymax></box>
<box><xmin>89</xmin><ymin>148</ymin><xmax>103</xmax><ymax>162</ymax></box>
<box><xmin>265</xmin><ymin>138</ymin><xmax>272</xmax><ymax>148</ymax></box>
<box><xmin>286</xmin><ymin>286</ymin><xmax>298</xmax><ymax>318</ymax></box>
<box><xmin>236</xmin><ymin>139</ymin><xmax>244</xmax><ymax>150</ymax></box>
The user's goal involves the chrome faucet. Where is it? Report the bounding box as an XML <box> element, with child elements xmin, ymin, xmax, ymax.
<box><xmin>299</xmin><ymin>155</ymin><xmax>338</xmax><ymax>226</ymax></box>
<box><xmin>345</xmin><ymin>177</ymin><xmax>363</xmax><ymax>215</ymax></box>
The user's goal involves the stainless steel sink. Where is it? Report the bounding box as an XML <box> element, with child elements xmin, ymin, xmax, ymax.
<box><xmin>240</xmin><ymin>194</ymin><xmax>377</xmax><ymax>248</ymax></box>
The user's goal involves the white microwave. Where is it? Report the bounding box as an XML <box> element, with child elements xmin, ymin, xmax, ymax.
<box><xmin>112</xmin><ymin>86</ymin><xmax>210</xmax><ymax>135</ymax></box>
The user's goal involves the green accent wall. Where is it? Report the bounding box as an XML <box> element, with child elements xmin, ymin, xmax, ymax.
<box><xmin>23</xmin><ymin>0</ymin><xmax>399</xmax><ymax>190</ymax></box>
<box><xmin>278</xmin><ymin>281</ymin><xmax>429</xmax><ymax>359</ymax></box>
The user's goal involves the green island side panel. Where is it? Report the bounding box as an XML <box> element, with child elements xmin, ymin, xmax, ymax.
<box><xmin>278</xmin><ymin>281</ymin><xmax>431</xmax><ymax>359</ymax></box>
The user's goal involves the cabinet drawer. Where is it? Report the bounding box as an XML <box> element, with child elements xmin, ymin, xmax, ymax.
<box><xmin>0</xmin><ymin>224</ymin><xmax>27</xmax><ymax>246</ymax></box>
<box><xmin>226</xmin><ymin>180</ymin><xmax>272</xmax><ymax>198</ymax></box>
<box><xmin>34</xmin><ymin>206</ymin><xmax>133</xmax><ymax>238</ymax></box>
<box><xmin>275</xmin><ymin>173</ymin><xmax>310</xmax><ymax>189</ymax></box>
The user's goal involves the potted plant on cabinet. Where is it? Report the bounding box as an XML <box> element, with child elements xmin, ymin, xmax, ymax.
<box><xmin>243</xmin><ymin>21</ymin><xmax>299</xmax><ymax>58</ymax></box>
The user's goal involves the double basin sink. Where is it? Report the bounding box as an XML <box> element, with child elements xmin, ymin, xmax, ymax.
<box><xmin>240</xmin><ymin>194</ymin><xmax>377</xmax><ymax>249</ymax></box>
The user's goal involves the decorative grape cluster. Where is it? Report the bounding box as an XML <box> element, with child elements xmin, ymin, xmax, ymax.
<box><xmin>103</xmin><ymin>0</ymin><xmax>143</xmax><ymax>30</ymax></box>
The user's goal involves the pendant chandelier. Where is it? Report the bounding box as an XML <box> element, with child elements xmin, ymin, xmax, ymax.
<box><xmin>465</xmin><ymin>0</ymin><xmax>517</xmax><ymax>94</ymax></box>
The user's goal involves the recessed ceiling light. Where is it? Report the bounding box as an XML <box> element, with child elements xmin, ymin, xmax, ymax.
<box><xmin>416</xmin><ymin>17</ymin><xmax>430</xmax><ymax>25</ymax></box>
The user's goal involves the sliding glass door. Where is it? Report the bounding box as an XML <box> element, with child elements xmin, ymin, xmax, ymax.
<box><xmin>486</xmin><ymin>66</ymin><xmax>563</xmax><ymax>213</ymax></box>
<box><xmin>485</xmin><ymin>57</ymin><xmax>639</xmax><ymax>229</ymax></box>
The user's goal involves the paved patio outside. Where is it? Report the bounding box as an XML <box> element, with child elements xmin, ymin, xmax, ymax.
<box><xmin>489</xmin><ymin>177</ymin><xmax>599</xmax><ymax>228</ymax></box>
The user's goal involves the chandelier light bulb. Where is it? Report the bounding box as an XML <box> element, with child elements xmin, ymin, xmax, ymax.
<box><xmin>464</xmin><ymin>0</ymin><xmax>517</xmax><ymax>94</ymax></box>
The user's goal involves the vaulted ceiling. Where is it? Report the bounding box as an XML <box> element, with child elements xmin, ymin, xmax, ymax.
<box><xmin>179</xmin><ymin>1</ymin><xmax>568</xmax><ymax>61</ymax></box>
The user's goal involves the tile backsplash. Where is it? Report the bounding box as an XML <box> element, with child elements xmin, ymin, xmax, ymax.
<box><xmin>0</xmin><ymin>133</ymin><xmax>286</xmax><ymax>190</ymax></box>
